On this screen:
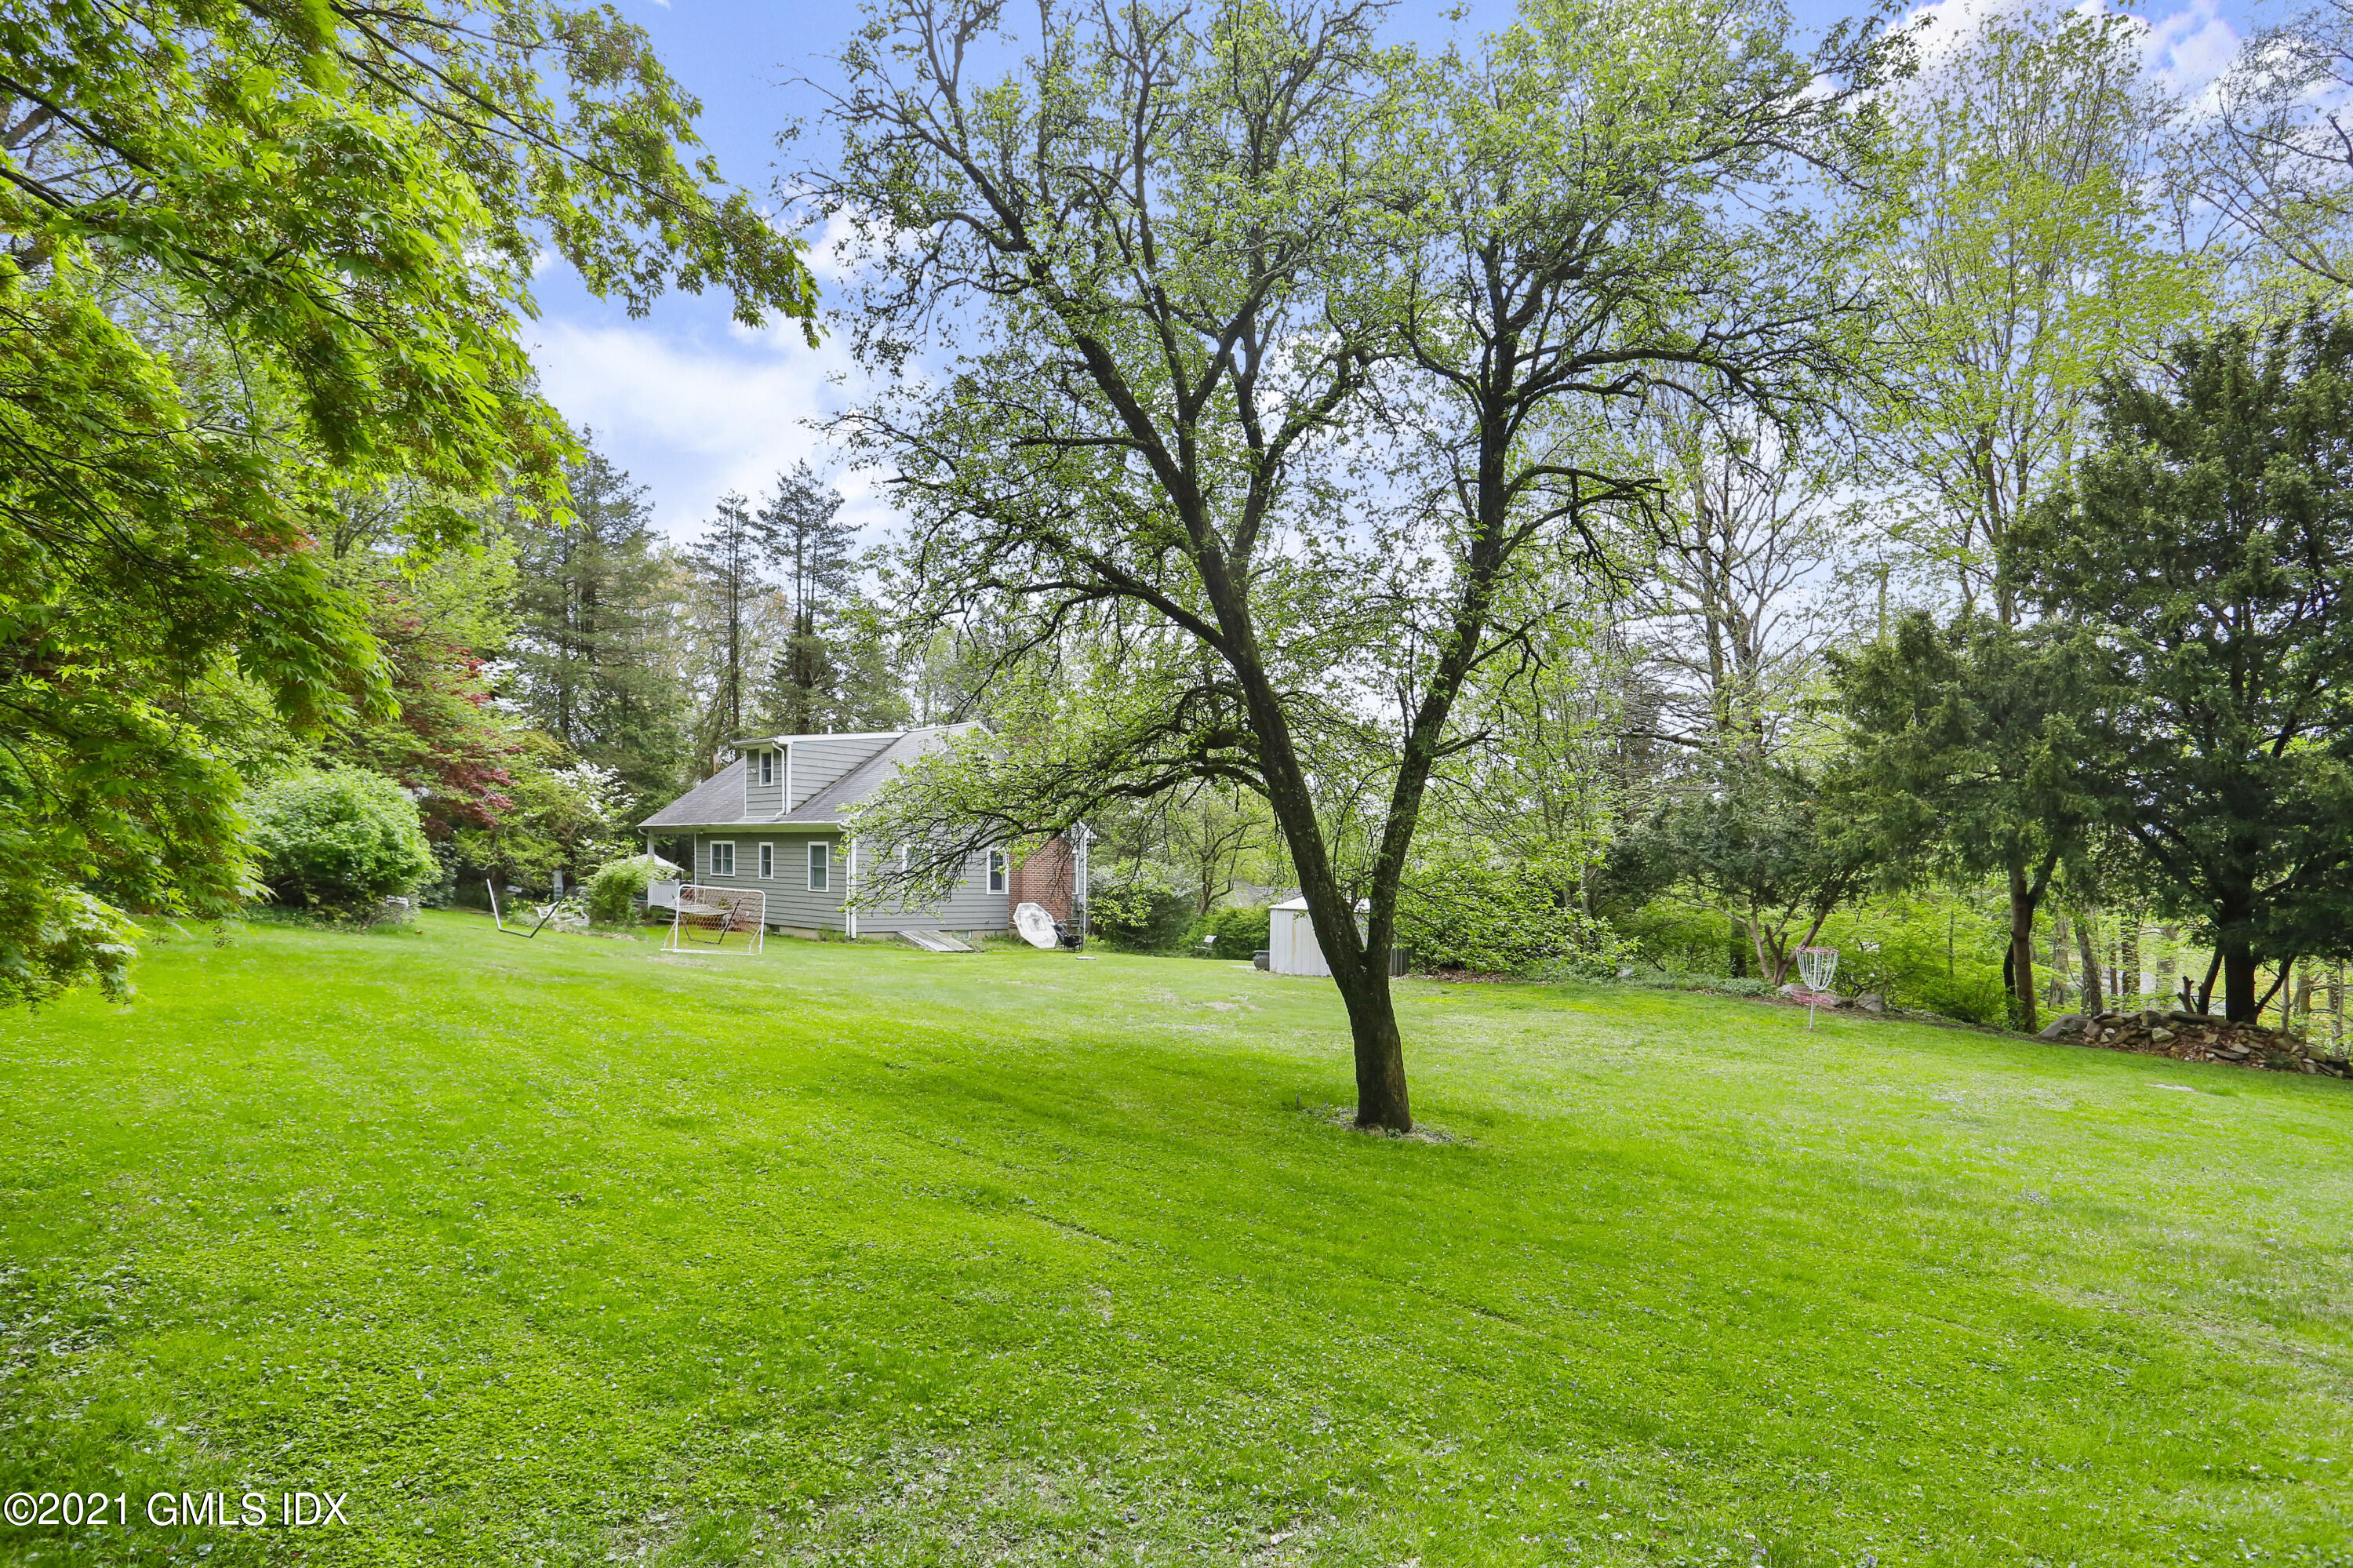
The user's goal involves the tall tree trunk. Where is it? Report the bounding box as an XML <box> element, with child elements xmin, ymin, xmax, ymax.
<box><xmin>1241</xmin><ymin>669</ymin><xmax>1413</xmax><ymax>1132</ymax></box>
<box><xmin>2047</xmin><ymin>908</ymin><xmax>2070</xmax><ymax>1010</ymax></box>
<box><xmin>2120</xmin><ymin>920</ymin><xmax>2140</xmax><ymax>1011</ymax></box>
<box><xmin>2006</xmin><ymin>863</ymin><xmax>2041</xmax><ymax>1032</ymax></box>
<box><xmin>2217</xmin><ymin>886</ymin><xmax>2260</xmax><ymax>1022</ymax></box>
<box><xmin>2220</xmin><ymin>939</ymin><xmax>2258</xmax><ymax>1023</ymax></box>
<box><xmin>2074</xmin><ymin>910</ymin><xmax>2104</xmax><ymax>1015</ymax></box>
<box><xmin>1333</xmin><ymin>963</ymin><xmax>1409</xmax><ymax>1131</ymax></box>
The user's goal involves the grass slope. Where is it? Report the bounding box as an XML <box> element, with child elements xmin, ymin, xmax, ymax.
<box><xmin>1</xmin><ymin>914</ymin><xmax>2348</xmax><ymax>1566</ymax></box>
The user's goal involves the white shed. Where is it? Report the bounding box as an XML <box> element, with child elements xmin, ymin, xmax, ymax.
<box><xmin>1266</xmin><ymin>896</ymin><xmax>1368</xmax><ymax>977</ymax></box>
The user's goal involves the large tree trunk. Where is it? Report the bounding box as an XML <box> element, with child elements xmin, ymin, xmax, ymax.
<box><xmin>1333</xmin><ymin>962</ymin><xmax>1410</xmax><ymax>1130</ymax></box>
<box><xmin>2221</xmin><ymin>939</ymin><xmax>2260</xmax><ymax>1024</ymax></box>
<box><xmin>1242</xmin><ymin>674</ymin><xmax>1418</xmax><ymax>1133</ymax></box>
<box><xmin>2006</xmin><ymin>864</ymin><xmax>2041</xmax><ymax>1032</ymax></box>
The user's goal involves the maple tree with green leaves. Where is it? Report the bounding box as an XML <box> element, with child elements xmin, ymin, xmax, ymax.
<box><xmin>0</xmin><ymin>0</ymin><xmax>816</xmax><ymax>998</ymax></box>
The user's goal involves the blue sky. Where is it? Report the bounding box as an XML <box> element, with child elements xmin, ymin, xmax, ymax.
<box><xmin>525</xmin><ymin>0</ymin><xmax>2252</xmax><ymax>543</ymax></box>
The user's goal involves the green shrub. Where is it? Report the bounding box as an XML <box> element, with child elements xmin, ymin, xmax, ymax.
<box><xmin>1616</xmin><ymin>897</ymin><xmax>1758</xmax><ymax>977</ymax></box>
<box><xmin>245</xmin><ymin>768</ymin><xmax>435</xmax><ymax>915</ymax></box>
<box><xmin>1087</xmin><ymin>864</ymin><xmax>1197</xmax><ymax>952</ymax></box>
<box><xmin>1605</xmin><ymin>888</ymin><xmax>2011</xmax><ymax>1025</ymax></box>
<box><xmin>585</xmin><ymin>853</ymin><xmax>678</xmax><ymax>927</ymax></box>
<box><xmin>1186</xmin><ymin>902</ymin><xmax>1271</xmax><ymax>959</ymax></box>
<box><xmin>1398</xmin><ymin>855</ymin><xmax>1629</xmax><ymax>975</ymax></box>
<box><xmin>1816</xmin><ymin>893</ymin><xmax>2011</xmax><ymax>1024</ymax></box>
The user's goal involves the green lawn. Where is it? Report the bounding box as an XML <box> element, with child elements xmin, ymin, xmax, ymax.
<box><xmin>1</xmin><ymin>915</ymin><xmax>2348</xmax><ymax>1566</ymax></box>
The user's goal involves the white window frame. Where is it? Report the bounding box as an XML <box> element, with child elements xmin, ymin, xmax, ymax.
<box><xmin>758</xmin><ymin>749</ymin><xmax>775</xmax><ymax>786</ymax></box>
<box><xmin>987</xmin><ymin>848</ymin><xmax>1007</xmax><ymax>893</ymax></box>
<box><xmin>709</xmin><ymin>840</ymin><xmax>736</xmax><ymax>877</ymax></box>
<box><xmin>808</xmin><ymin>840</ymin><xmax>831</xmax><ymax>893</ymax></box>
<box><xmin>758</xmin><ymin>842</ymin><xmax>774</xmax><ymax>880</ymax></box>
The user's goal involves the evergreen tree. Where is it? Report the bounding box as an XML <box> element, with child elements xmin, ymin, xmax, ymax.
<box><xmin>2013</xmin><ymin>314</ymin><xmax>2353</xmax><ymax>1023</ymax></box>
<box><xmin>756</xmin><ymin>465</ymin><xmax>860</xmax><ymax>733</ymax></box>
<box><xmin>681</xmin><ymin>492</ymin><xmax>773</xmax><ymax>772</ymax></box>
<box><xmin>1831</xmin><ymin>613</ymin><xmax>2100</xmax><ymax>1031</ymax></box>
<box><xmin>511</xmin><ymin>440</ymin><xmax>687</xmax><ymax>802</ymax></box>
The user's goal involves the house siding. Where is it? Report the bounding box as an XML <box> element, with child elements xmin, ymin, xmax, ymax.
<box><xmin>934</xmin><ymin>849</ymin><xmax>1010</xmax><ymax>932</ymax></box>
<box><xmin>736</xmin><ymin>734</ymin><xmax>891</xmax><ymax>819</ymax></box>
<box><xmin>783</xmin><ymin>734</ymin><xmax>893</xmax><ymax>813</ymax></box>
<box><xmin>849</xmin><ymin>846</ymin><xmax>1009</xmax><ymax>934</ymax></box>
<box><xmin>744</xmin><ymin>748</ymin><xmax>783</xmax><ymax>818</ymax></box>
<box><xmin>688</xmin><ymin>831</ymin><xmax>844</xmax><ymax>930</ymax></box>
<box><xmin>686</xmin><ymin>831</ymin><xmax>1008</xmax><ymax>936</ymax></box>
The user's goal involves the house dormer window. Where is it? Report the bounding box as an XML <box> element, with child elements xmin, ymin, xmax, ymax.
<box><xmin>758</xmin><ymin>749</ymin><xmax>775</xmax><ymax>786</ymax></box>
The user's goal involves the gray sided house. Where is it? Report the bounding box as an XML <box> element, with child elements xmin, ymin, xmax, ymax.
<box><xmin>637</xmin><ymin>726</ymin><xmax>1016</xmax><ymax>940</ymax></box>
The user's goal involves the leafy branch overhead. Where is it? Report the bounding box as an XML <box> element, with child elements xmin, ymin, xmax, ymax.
<box><xmin>2</xmin><ymin>0</ymin><xmax>816</xmax><ymax>511</ymax></box>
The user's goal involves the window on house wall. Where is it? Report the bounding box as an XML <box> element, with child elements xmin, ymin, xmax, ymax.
<box><xmin>758</xmin><ymin>749</ymin><xmax>774</xmax><ymax>786</ymax></box>
<box><xmin>758</xmin><ymin>842</ymin><xmax>774</xmax><ymax>879</ymax></box>
<box><xmin>987</xmin><ymin>849</ymin><xmax>1007</xmax><ymax>893</ymax></box>
<box><xmin>710</xmin><ymin>841</ymin><xmax>736</xmax><ymax>877</ymax></box>
<box><xmin>808</xmin><ymin>841</ymin><xmax>831</xmax><ymax>893</ymax></box>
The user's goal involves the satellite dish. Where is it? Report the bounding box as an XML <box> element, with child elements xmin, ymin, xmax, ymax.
<box><xmin>1013</xmin><ymin>901</ymin><xmax>1059</xmax><ymax>950</ymax></box>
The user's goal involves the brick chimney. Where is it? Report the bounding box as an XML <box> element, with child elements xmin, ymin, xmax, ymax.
<box><xmin>1008</xmin><ymin>835</ymin><xmax>1077</xmax><ymax>925</ymax></box>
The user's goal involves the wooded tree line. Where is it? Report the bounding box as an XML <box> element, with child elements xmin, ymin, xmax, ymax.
<box><xmin>5</xmin><ymin>0</ymin><xmax>2351</xmax><ymax>1134</ymax></box>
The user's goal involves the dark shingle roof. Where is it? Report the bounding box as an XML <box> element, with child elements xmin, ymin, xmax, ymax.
<box><xmin>634</xmin><ymin>725</ymin><xmax>983</xmax><ymax>831</ymax></box>
<box><xmin>637</xmin><ymin>759</ymin><xmax>747</xmax><ymax>829</ymax></box>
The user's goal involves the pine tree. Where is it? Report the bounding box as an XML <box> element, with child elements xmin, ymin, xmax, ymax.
<box><xmin>1831</xmin><ymin>613</ymin><xmax>2102</xmax><ymax>1031</ymax></box>
<box><xmin>2013</xmin><ymin>312</ymin><xmax>2353</xmax><ymax>1021</ymax></box>
<box><xmin>742</xmin><ymin>466</ymin><xmax>911</xmax><ymax>734</ymax></box>
<box><xmin>510</xmin><ymin>438</ymin><xmax>688</xmax><ymax>802</ymax></box>
<box><xmin>758</xmin><ymin>466</ymin><xmax>858</xmax><ymax>733</ymax></box>
<box><xmin>681</xmin><ymin>492</ymin><xmax>774</xmax><ymax>773</ymax></box>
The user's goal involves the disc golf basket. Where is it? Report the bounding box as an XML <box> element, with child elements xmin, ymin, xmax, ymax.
<box><xmin>1796</xmin><ymin>944</ymin><xmax>1839</xmax><ymax>1029</ymax></box>
<box><xmin>664</xmin><ymin>885</ymin><xmax>766</xmax><ymax>955</ymax></box>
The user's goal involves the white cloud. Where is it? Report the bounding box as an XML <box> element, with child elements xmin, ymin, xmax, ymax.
<box><xmin>528</xmin><ymin>314</ymin><xmax>902</xmax><ymax>545</ymax></box>
<box><xmin>1897</xmin><ymin>0</ymin><xmax>2242</xmax><ymax>94</ymax></box>
<box><xmin>2144</xmin><ymin>0</ymin><xmax>2240</xmax><ymax>96</ymax></box>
